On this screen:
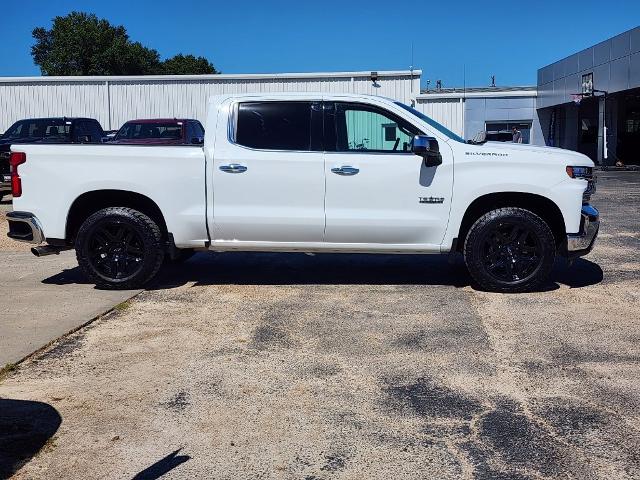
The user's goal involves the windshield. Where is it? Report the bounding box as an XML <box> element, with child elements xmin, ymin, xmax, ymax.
<box><xmin>115</xmin><ymin>122</ymin><xmax>183</xmax><ymax>141</ymax></box>
<box><xmin>394</xmin><ymin>102</ymin><xmax>464</xmax><ymax>143</ymax></box>
<box><xmin>2</xmin><ymin>119</ymin><xmax>71</xmax><ymax>140</ymax></box>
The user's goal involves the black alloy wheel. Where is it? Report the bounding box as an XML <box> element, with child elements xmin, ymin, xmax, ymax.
<box><xmin>481</xmin><ymin>221</ymin><xmax>542</xmax><ymax>283</ymax></box>
<box><xmin>87</xmin><ymin>220</ymin><xmax>145</xmax><ymax>281</ymax></box>
<box><xmin>76</xmin><ymin>207</ymin><xmax>164</xmax><ymax>289</ymax></box>
<box><xmin>464</xmin><ymin>207</ymin><xmax>556</xmax><ymax>293</ymax></box>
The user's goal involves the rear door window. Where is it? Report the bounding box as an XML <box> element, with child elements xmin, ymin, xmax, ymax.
<box><xmin>234</xmin><ymin>102</ymin><xmax>320</xmax><ymax>151</ymax></box>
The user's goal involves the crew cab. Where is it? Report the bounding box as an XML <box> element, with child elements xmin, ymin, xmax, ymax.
<box><xmin>109</xmin><ymin>119</ymin><xmax>205</xmax><ymax>145</ymax></box>
<box><xmin>5</xmin><ymin>93</ymin><xmax>599</xmax><ymax>292</ymax></box>
<box><xmin>0</xmin><ymin>117</ymin><xmax>107</xmax><ymax>201</ymax></box>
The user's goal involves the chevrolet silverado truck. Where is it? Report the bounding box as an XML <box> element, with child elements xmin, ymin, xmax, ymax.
<box><xmin>5</xmin><ymin>93</ymin><xmax>599</xmax><ymax>292</ymax></box>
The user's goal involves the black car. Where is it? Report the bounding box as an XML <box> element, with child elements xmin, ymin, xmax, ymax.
<box><xmin>0</xmin><ymin>117</ymin><xmax>107</xmax><ymax>201</ymax></box>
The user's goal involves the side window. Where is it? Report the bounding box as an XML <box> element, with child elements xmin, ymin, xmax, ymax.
<box><xmin>74</xmin><ymin>121</ymin><xmax>87</xmax><ymax>140</ymax></box>
<box><xmin>86</xmin><ymin>121</ymin><xmax>104</xmax><ymax>142</ymax></box>
<box><xmin>235</xmin><ymin>102</ymin><xmax>320</xmax><ymax>151</ymax></box>
<box><xmin>328</xmin><ymin>103</ymin><xmax>421</xmax><ymax>153</ymax></box>
<box><xmin>195</xmin><ymin>121</ymin><xmax>205</xmax><ymax>137</ymax></box>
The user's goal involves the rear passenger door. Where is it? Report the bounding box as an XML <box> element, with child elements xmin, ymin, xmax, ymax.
<box><xmin>211</xmin><ymin>100</ymin><xmax>325</xmax><ymax>243</ymax></box>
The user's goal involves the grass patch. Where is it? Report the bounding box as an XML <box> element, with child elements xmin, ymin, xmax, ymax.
<box><xmin>0</xmin><ymin>362</ymin><xmax>18</xmax><ymax>381</ymax></box>
<box><xmin>114</xmin><ymin>299</ymin><xmax>133</xmax><ymax>312</ymax></box>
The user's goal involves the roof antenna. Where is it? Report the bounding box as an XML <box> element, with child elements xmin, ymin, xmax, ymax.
<box><xmin>409</xmin><ymin>42</ymin><xmax>415</xmax><ymax>105</ymax></box>
<box><xmin>463</xmin><ymin>64</ymin><xmax>466</xmax><ymax>98</ymax></box>
<box><xmin>491</xmin><ymin>75</ymin><xmax>496</xmax><ymax>87</ymax></box>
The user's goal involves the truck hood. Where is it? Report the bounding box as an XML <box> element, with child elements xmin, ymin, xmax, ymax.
<box><xmin>467</xmin><ymin>141</ymin><xmax>595</xmax><ymax>167</ymax></box>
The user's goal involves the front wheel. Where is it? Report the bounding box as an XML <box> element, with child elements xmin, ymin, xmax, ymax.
<box><xmin>75</xmin><ymin>207</ymin><xmax>165</xmax><ymax>289</ymax></box>
<box><xmin>463</xmin><ymin>207</ymin><xmax>556</xmax><ymax>293</ymax></box>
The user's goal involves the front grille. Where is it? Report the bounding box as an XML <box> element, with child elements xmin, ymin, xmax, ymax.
<box><xmin>582</xmin><ymin>173</ymin><xmax>596</xmax><ymax>203</ymax></box>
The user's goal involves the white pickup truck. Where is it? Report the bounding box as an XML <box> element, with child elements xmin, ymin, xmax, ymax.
<box><xmin>6</xmin><ymin>93</ymin><xmax>599</xmax><ymax>292</ymax></box>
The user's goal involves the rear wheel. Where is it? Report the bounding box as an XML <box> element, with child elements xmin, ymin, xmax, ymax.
<box><xmin>463</xmin><ymin>207</ymin><xmax>556</xmax><ymax>292</ymax></box>
<box><xmin>75</xmin><ymin>207</ymin><xmax>164</xmax><ymax>289</ymax></box>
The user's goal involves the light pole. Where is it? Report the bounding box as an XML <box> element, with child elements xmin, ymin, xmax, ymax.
<box><xmin>592</xmin><ymin>89</ymin><xmax>609</xmax><ymax>165</ymax></box>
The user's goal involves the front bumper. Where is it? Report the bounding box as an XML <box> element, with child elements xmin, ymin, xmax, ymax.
<box><xmin>566</xmin><ymin>204</ymin><xmax>599</xmax><ymax>257</ymax></box>
<box><xmin>6</xmin><ymin>211</ymin><xmax>45</xmax><ymax>244</ymax></box>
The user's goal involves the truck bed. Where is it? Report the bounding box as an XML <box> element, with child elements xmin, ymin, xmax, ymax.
<box><xmin>10</xmin><ymin>144</ymin><xmax>209</xmax><ymax>247</ymax></box>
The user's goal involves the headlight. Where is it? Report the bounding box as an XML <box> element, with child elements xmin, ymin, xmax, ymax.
<box><xmin>566</xmin><ymin>166</ymin><xmax>593</xmax><ymax>179</ymax></box>
<box><xmin>566</xmin><ymin>166</ymin><xmax>596</xmax><ymax>203</ymax></box>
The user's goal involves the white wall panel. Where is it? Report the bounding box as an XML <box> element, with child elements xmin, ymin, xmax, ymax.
<box><xmin>415</xmin><ymin>98</ymin><xmax>464</xmax><ymax>137</ymax></box>
<box><xmin>0</xmin><ymin>71</ymin><xmax>420</xmax><ymax>132</ymax></box>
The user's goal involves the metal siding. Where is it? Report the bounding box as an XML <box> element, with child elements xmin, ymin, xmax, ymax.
<box><xmin>0</xmin><ymin>81</ymin><xmax>109</xmax><ymax>130</ymax></box>
<box><xmin>0</xmin><ymin>72</ymin><xmax>418</xmax><ymax>132</ymax></box>
<box><xmin>414</xmin><ymin>98</ymin><xmax>464</xmax><ymax>137</ymax></box>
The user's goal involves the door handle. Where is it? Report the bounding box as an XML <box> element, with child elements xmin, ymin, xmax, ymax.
<box><xmin>331</xmin><ymin>166</ymin><xmax>359</xmax><ymax>176</ymax></box>
<box><xmin>219</xmin><ymin>163</ymin><xmax>247</xmax><ymax>174</ymax></box>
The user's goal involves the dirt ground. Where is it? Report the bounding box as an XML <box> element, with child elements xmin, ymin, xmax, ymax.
<box><xmin>0</xmin><ymin>197</ymin><xmax>31</xmax><ymax>252</ymax></box>
<box><xmin>1</xmin><ymin>172</ymin><xmax>639</xmax><ymax>479</ymax></box>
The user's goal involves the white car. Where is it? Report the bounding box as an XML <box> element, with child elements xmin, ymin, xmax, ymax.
<box><xmin>6</xmin><ymin>93</ymin><xmax>599</xmax><ymax>292</ymax></box>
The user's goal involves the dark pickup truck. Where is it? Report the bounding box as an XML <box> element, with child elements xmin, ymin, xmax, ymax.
<box><xmin>109</xmin><ymin>118</ymin><xmax>205</xmax><ymax>145</ymax></box>
<box><xmin>0</xmin><ymin>117</ymin><xmax>106</xmax><ymax>201</ymax></box>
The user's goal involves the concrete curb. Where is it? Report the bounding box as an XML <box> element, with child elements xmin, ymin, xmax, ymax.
<box><xmin>1</xmin><ymin>290</ymin><xmax>143</xmax><ymax>375</ymax></box>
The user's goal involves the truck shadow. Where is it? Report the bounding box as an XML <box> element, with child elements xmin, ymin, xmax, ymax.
<box><xmin>43</xmin><ymin>252</ymin><xmax>603</xmax><ymax>292</ymax></box>
<box><xmin>0</xmin><ymin>398</ymin><xmax>62</xmax><ymax>478</ymax></box>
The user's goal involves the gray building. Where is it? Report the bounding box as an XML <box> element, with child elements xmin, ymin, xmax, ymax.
<box><xmin>416</xmin><ymin>86</ymin><xmax>538</xmax><ymax>143</ymax></box>
<box><xmin>536</xmin><ymin>26</ymin><xmax>640</xmax><ymax>165</ymax></box>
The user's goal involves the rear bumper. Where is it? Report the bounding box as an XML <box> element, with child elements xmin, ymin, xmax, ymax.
<box><xmin>5</xmin><ymin>211</ymin><xmax>45</xmax><ymax>244</ymax></box>
<box><xmin>566</xmin><ymin>204</ymin><xmax>599</xmax><ymax>257</ymax></box>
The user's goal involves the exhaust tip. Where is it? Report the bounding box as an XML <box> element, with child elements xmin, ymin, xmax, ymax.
<box><xmin>31</xmin><ymin>245</ymin><xmax>66</xmax><ymax>257</ymax></box>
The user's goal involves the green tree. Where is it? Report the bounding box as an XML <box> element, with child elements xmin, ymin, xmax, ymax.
<box><xmin>31</xmin><ymin>12</ymin><xmax>216</xmax><ymax>76</ymax></box>
<box><xmin>162</xmin><ymin>54</ymin><xmax>217</xmax><ymax>75</ymax></box>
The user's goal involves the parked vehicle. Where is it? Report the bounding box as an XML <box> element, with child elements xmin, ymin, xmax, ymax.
<box><xmin>0</xmin><ymin>117</ymin><xmax>107</xmax><ymax>201</ymax></box>
<box><xmin>6</xmin><ymin>93</ymin><xmax>599</xmax><ymax>292</ymax></box>
<box><xmin>109</xmin><ymin>119</ymin><xmax>204</xmax><ymax>145</ymax></box>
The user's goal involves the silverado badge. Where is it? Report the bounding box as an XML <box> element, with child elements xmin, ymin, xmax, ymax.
<box><xmin>419</xmin><ymin>197</ymin><xmax>445</xmax><ymax>204</ymax></box>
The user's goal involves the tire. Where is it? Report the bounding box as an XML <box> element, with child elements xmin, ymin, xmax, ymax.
<box><xmin>75</xmin><ymin>207</ymin><xmax>165</xmax><ymax>289</ymax></box>
<box><xmin>165</xmin><ymin>248</ymin><xmax>195</xmax><ymax>264</ymax></box>
<box><xmin>463</xmin><ymin>207</ymin><xmax>556</xmax><ymax>293</ymax></box>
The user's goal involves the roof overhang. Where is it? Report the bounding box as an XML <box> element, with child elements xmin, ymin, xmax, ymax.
<box><xmin>416</xmin><ymin>89</ymin><xmax>537</xmax><ymax>100</ymax></box>
<box><xmin>0</xmin><ymin>70</ymin><xmax>422</xmax><ymax>84</ymax></box>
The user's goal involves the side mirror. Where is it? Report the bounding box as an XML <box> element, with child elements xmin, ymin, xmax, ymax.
<box><xmin>191</xmin><ymin>136</ymin><xmax>204</xmax><ymax>145</ymax></box>
<box><xmin>412</xmin><ymin>135</ymin><xmax>442</xmax><ymax>167</ymax></box>
<box><xmin>78</xmin><ymin>135</ymin><xmax>91</xmax><ymax>144</ymax></box>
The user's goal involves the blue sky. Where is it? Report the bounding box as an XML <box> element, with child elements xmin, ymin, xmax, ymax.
<box><xmin>0</xmin><ymin>0</ymin><xmax>638</xmax><ymax>88</ymax></box>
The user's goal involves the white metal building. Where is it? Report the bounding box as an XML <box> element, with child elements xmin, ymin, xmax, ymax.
<box><xmin>0</xmin><ymin>70</ymin><xmax>421</xmax><ymax>132</ymax></box>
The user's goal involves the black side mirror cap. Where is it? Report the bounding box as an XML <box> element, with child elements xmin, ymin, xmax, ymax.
<box><xmin>191</xmin><ymin>137</ymin><xmax>204</xmax><ymax>145</ymax></box>
<box><xmin>412</xmin><ymin>135</ymin><xmax>442</xmax><ymax>167</ymax></box>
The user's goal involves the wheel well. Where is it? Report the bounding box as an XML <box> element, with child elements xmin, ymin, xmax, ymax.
<box><xmin>66</xmin><ymin>190</ymin><xmax>168</xmax><ymax>243</ymax></box>
<box><xmin>456</xmin><ymin>192</ymin><xmax>566</xmax><ymax>251</ymax></box>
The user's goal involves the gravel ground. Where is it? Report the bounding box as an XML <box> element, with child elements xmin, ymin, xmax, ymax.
<box><xmin>1</xmin><ymin>172</ymin><xmax>639</xmax><ymax>479</ymax></box>
<box><xmin>0</xmin><ymin>196</ymin><xmax>31</xmax><ymax>252</ymax></box>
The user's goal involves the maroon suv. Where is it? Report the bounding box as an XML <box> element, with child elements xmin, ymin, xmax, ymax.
<box><xmin>110</xmin><ymin>119</ymin><xmax>205</xmax><ymax>145</ymax></box>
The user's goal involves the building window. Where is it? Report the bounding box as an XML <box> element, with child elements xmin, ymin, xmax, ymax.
<box><xmin>383</xmin><ymin>124</ymin><xmax>397</xmax><ymax>141</ymax></box>
<box><xmin>485</xmin><ymin>122</ymin><xmax>532</xmax><ymax>144</ymax></box>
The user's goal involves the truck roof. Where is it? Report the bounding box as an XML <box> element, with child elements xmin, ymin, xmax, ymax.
<box><xmin>207</xmin><ymin>92</ymin><xmax>398</xmax><ymax>104</ymax></box>
<box><xmin>15</xmin><ymin>117</ymin><xmax>95</xmax><ymax>121</ymax></box>
<box><xmin>124</xmin><ymin>119</ymin><xmax>199</xmax><ymax>123</ymax></box>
